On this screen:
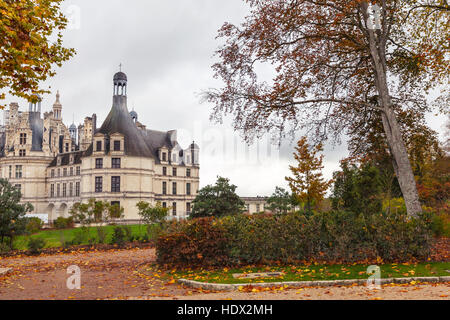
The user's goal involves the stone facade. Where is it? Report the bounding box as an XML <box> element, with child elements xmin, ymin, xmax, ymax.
<box><xmin>0</xmin><ymin>72</ymin><xmax>200</xmax><ymax>221</ymax></box>
<box><xmin>241</xmin><ymin>196</ymin><xmax>269</xmax><ymax>214</ymax></box>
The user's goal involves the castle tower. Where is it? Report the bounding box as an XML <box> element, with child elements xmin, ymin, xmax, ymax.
<box><xmin>53</xmin><ymin>91</ymin><xmax>62</xmax><ymax>120</ymax></box>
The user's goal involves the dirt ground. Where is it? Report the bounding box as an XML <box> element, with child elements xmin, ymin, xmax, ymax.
<box><xmin>0</xmin><ymin>248</ymin><xmax>448</xmax><ymax>300</ymax></box>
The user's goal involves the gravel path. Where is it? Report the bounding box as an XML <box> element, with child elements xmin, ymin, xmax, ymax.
<box><xmin>0</xmin><ymin>248</ymin><xmax>448</xmax><ymax>300</ymax></box>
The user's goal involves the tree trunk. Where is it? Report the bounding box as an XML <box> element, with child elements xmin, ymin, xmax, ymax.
<box><xmin>363</xmin><ymin>2</ymin><xmax>422</xmax><ymax>218</ymax></box>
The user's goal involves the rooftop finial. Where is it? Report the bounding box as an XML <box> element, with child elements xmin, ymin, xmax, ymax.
<box><xmin>119</xmin><ymin>63</ymin><xmax>122</xmax><ymax>72</ymax></box>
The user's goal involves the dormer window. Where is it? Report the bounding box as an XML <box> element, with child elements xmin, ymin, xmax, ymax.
<box><xmin>96</xmin><ymin>141</ymin><xmax>102</xmax><ymax>151</ymax></box>
<box><xmin>172</xmin><ymin>153</ymin><xmax>177</xmax><ymax>162</ymax></box>
<box><xmin>162</xmin><ymin>152</ymin><xmax>167</xmax><ymax>162</ymax></box>
<box><xmin>114</xmin><ymin>140</ymin><xmax>121</xmax><ymax>151</ymax></box>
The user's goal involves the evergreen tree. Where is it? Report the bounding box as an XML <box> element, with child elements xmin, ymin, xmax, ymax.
<box><xmin>191</xmin><ymin>176</ymin><xmax>245</xmax><ymax>218</ymax></box>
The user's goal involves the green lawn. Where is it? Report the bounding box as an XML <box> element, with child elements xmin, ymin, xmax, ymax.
<box><xmin>158</xmin><ymin>262</ymin><xmax>450</xmax><ymax>284</ymax></box>
<box><xmin>13</xmin><ymin>224</ymin><xmax>152</xmax><ymax>250</ymax></box>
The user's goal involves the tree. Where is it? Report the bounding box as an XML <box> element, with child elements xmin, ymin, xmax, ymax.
<box><xmin>266</xmin><ymin>186</ymin><xmax>296</xmax><ymax>214</ymax></box>
<box><xmin>191</xmin><ymin>176</ymin><xmax>245</xmax><ymax>218</ymax></box>
<box><xmin>203</xmin><ymin>0</ymin><xmax>448</xmax><ymax>217</ymax></box>
<box><xmin>0</xmin><ymin>178</ymin><xmax>33</xmax><ymax>248</ymax></box>
<box><xmin>70</xmin><ymin>199</ymin><xmax>123</xmax><ymax>226</ymax></box>
<box><xmin>136</xmin><ymin>201</ymin><xmax>169</xmax><ymax>226</ymax></box>
<box><xmin>0</xmin><ymin>0</ymin><xmax>75</xmax><ymax>108</ymax></box>
<box><xmin>331</xmin><ymin>160</ymin><xmax>383</xmax><ymax>217</ymax></box>
<box><xmin>286</xmin><ymin>137</ymin><xmax>332</xmax><ymax>213</ymax></box>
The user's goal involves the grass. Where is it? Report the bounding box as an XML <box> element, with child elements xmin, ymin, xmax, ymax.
<box><xmin>161</xmin><ymin>262</ymin><xmax>450</xmax><ymax>284</ymax></box>
<box><xmin>12</xmin><ymin>224</ymin><xmax>155</xmax><ymax>250</ymax></box>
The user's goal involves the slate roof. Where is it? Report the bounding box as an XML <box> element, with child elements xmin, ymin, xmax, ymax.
<box><xmin>84</xmin><ymin>95</ymin><xmax>159</xmax><ymax>158</ymax></box>
<box><xmin>48</xmin><ymin>150</ymin><xmax>83</xmax><ymax>167</ymax></box>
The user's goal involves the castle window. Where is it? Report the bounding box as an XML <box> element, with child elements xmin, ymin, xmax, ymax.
<box><xmin>15</xmin><ymin>184</ymin><xmax>21</xmax><ymax>195</ymax></box>
<box><xmin>15</xmin><ymin>165</ymin><xmax>22</xmax><ymax>178</ymax></box>
<box><xmin>50</xmin><ymin>184</ymin><xmax>55</xmax><ymax>198</ymax></box>
<box><xmin>186</xmin><ymin>183</ymin><xmax>191</xmax><ymax>196</ymax></box>
<box><xmin>9</xmin><ymin>166</ymin><xmax>12</xmax><ymax>178</ymax></box>
<box><xmin>112</xmin><ymin>158</ymin><xmax>121</xmax><ymax>169</ymax></box>
<box><xmin>69</xmin><ymin>183</ymin><xmax>73</xmax><ymax>197</ymax></box>
<box><xmin>172</xmin><ymin>154</ymin><xmax>176</xmax><ymax>162</ymax></box>
<box><xmin>70</xmin><ymin>167</ymin><xmax>74</xmax><ymax>176</ymax></box>
<box><xmin>162</xmin><ymin>167</ymin><xmax>167</xmax><ymax>176</ymax></box>
<box><xmin>113</xmin><ymin>140</ymin><xmax>121</xmax><ymax>151</ymax></box>
<box><xmin>62</xmin><ymin>183</ymin><xmax>67</xmax><ymax>197</ymax></box>
<box><xmin>162</xmin><ymin>181</ymin><xmax>167</xmax><ymax>195</ymax></box>
<box><xmin>65</xmin><ymin>143</ymin><xmax>69</xmax><ymax>153</ymax></box>
<box><xmin>76</xmin><ymin>166</ymin><xmax>81</xmax><ymax>176</ymax></box>
<box><xmin>162</xmin><ymin>202</ymin><xmax>167</xmax><ymax>208</ymax></box>
<box><xmin>19</xmin><ymin>133</ymin><xmax>27</xmax><ymax>145</ymax></box>
<box><xmin>186</xmin><ymin>155</ymin><xmax>191</xmax><ymax>164</ymax></box>
<box><xmin>57</xmin><ymin>169</ymin><xmax>61</xmax><ymax>177</ymax></box>
<box><xmin>63</xmin><ymin>168</ymin><xmax>67</xmax><ymax>177</ymax></box>
<box><xmin>172</xmin><ymin>182</ymin><xmax>177</xmax><ymax>195</ymax></box>
<box><xmin>96</xmin><ymin>141</ymin><xmax>102</xmax><ymax>151</ymax></box>
<box><xmin>162</xmin><ymin>152</ymin><xmax>167</xmax><ymax>161</ymax></box>
<box><xmin>95</xmin><ymin>158</ymin><xmax>103</xmax><ymax>169</ymax></box>
<box><xmin>186</xmin><ymin>202</ymin><xmax>191</xmax><ymax>214</ymax></box>
<box><xmin>19</xmin><ymin>150</ymin><xmax>26</xmax><ymax>157</ymax></box>
<box><xmin>95</xmin><ymin>177</ymin><xmax>103</xmax><ymax>193</ymax></box>
<box><xmin>57</xmin><ymin>184</ymin><xmax>60</xmax><ymax>197</ymax></box>
<box><xmin>75</xmin><ymin>182</ymin><xmax>80</xmax><ymax>197</ymax></box>
<box><xmin>111</xmin><ymin>176</ymin><xmax>120</xmax><ymax>193</ymax></box>
<box><xmin>186</xmin><ymin>168</ymin><xmax>191</xmax><ymax>177</ymax></box>
<box><xmin>51</xmin><ymin>169</ymin><xmax>55</xmax><ymax>178</ymax></box>
<box><xmin>172</xmin><ymin>202</ymin><xmax>177</xmax><ymax>216</ymax></box>
<box><xmin>172</xmin><ymin>168</ymin><xmax>177</xmax><ymax>176</ymax></box>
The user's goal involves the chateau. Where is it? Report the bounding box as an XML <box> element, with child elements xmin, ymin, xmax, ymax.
<box><xmin>0</xmin><ymin>72</ymin><xmax>200</xmax><ymax>221</ymax></box>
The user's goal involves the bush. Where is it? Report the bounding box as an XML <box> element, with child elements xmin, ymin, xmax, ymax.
<box><xmin>110</xmin><ymin>226</ymin><xmax>127</xmax><ymax>247</ymax></box>
<box><xmin>27</xmin><ymin>238</ymin><xmax>46</xmax><ymax>255</ymax></box>
<box><xmin>156</xmin><ymin>211</ymin><xmax>433</xmax><ymax>267</ymax></box>
<box><xmin>0</xmin><ymin>242</ymin><xmax>11</xmax><ymax>254</ymax></box>
<box><xmin>96</xmin><ymin>227</ymin><xmax>108</xmax><ymax>244</ymax></box>
<box><xmin>431</xmin><ymin>213</ymin><xmax>450</xmax><ymax>237</ymax></box>
<box><xmin>54</xmin><ymin>217</ymin><xmax>74</xmax><ymax>229</ymax></box>
<box><xmin>26</xmin><ymin>217</ymin><xmax>44</xmax><ymax>234</ymax></box>
<box><xmin>157</xmin><ymin>218</ymin><xmax>233</xmax><ymax>267</ymax></box>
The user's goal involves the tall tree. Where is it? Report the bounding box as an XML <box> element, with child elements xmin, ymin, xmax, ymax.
<box><xmin>286</xmin><ymin>137</ymin><xmax>332</xmax><ymax>212</ymax></box>
<box><xmin>0</xmin><ymin>178</ymin><xmax>33</xmax><ymax>247</ymax></box>
<box><xmin>191</xmin><ymin>176</ymin><xmax>245</xmax><ymax>218</ymax></box>
<box><xmin>203</xmin><ymin>0</ymin><xmax>449</xmax><ymax>217</ymax></box>
<box><xmin>0</xmin><ymin>0</ymin><xmax>75</xmax><ymax>108</ymax></box>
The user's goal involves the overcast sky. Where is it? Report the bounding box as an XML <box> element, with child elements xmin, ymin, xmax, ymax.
<box><xmin>1</xmin><ymin>1</ymin><xmax>447</xmax><ymax>196</ymax></box>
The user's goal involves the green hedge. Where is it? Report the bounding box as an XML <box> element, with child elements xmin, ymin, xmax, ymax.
<box><xmin>156</xmin><ymin>211</ymin><xmax>433</xmax><ymax>267</ymax></box>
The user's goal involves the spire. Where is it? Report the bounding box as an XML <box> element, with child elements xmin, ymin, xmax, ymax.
<box><xmin>53</xmin><ymin>90</ymin><xmax>62</xmax><ymax>120</ymax></box>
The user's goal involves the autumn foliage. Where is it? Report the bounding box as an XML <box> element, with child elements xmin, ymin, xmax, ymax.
<box><xmin>157</xmin><ymin>212</ymin><xmax>433</xmax><ymax>267</ymax></box>
<box><xmin>0</xmin><ymin>0</ymin><xmax>75</xmax><ymax>107</ymax></box>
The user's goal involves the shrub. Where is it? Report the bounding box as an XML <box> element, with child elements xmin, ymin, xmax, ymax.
<box><xmin>110</xmin><ymin>226</ymin><xmax>126</xmax><ymax>247</ymax></box>
<box><xmin>431</xmin><ymin>213</ymin><xmax>450</xmax><ymax>237</ymax></box>
<box><xmin>54</xmin><ymin>217</ymin><xmax>74</xmax><ymax>229</ymax></box>
<box><xmin>26</xmin><ymin>217</ymin><xmax>44</xmax><ymax>234</ymax></box>
<box><xmin>156</xmin><ymin>211</ymin><xmax>433</xmax><ymax>267</ymax></box>
<box><xmin>96</xmin><ymin>227</ymin><xmax>108</xmax><ymax>244</ymax></box>
<box><xmin>27</xmin><ymin>238</ymin><xmax>46</xmax><ymax>255</ymax></box>
<box><xmin>71</xmin><ymin>229</ymin><xmax>87</xmax><ymax>245</ymax></box>
<box><xmin>157</xmin><ymin>218</ymin><xmax>232</xmax><ymax>267</ymax></box>
<box><xmin>0</xmin><ymin>242</ymin><xmax>11</xmax><ymax>254</ymax></box>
